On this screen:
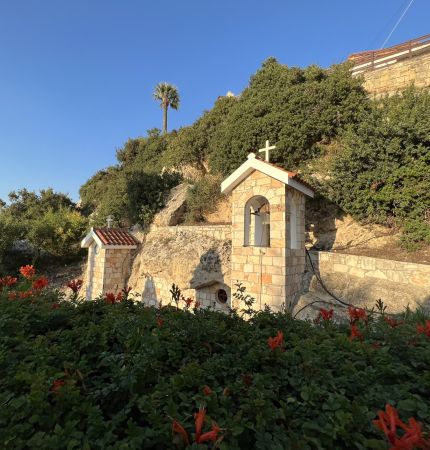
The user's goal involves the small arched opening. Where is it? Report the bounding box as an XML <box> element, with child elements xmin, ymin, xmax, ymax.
<box><xmin>244</xmin><ymin>196</ymin><xmax>270</xmax><ymax>247</ymax></box>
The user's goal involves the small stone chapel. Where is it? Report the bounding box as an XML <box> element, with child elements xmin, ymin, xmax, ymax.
<box><xmin>80</xmin><ymin>141</ymin><xmax>313</xmax><ymax>311</ymax></box>
<box><xmin>222</xmin><ymin>142</ymin><xmax>314</xmax><ymax>311</ymax></box>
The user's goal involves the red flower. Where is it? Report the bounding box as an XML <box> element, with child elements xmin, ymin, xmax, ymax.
<box><xmin>348</xmin><ymin>306</ymin><xmax>368</xmax><ymax>324</ymax></box>
<box><xmin>349</xmin><ymin>323</ymin><xmax>364</xmax><ymax>341</ymax></box>
<box><xmin>105</xmin><ymin>292</ymin><xmax>116</xmax><ymax>304</ymax></box>
<box><xmin>417</xmin><ymin>320</ymin><xmax>430</xmax><ymax>338</ymax></box>
<box><xmin>157</xmin><ymin>317</ymin><xmax>163</xmax><ymax>328</ymax></box>
<box><xmin>373</xmin><ymin>404</ymin><xmax>430</xmax><ymax>449</ymax></box>
<box><xmin>203</xmin><ymin>385</ymin><xmax>212</xmax><ymax>396</ymax></box>
<box><xmin>19</xmin><ymin>290</ymin><xmax>34</xmax><ymax>299</ymax></box>
<box><xmin>384</xmin><ymin>316</ymin><xmax>402</xmax><ymax>328</ymax></box>
<box><xmin>32</xmin><ymin>276</ymin><xmax>49</xmax><ymax>291</ymax></box>
<box><xmin>116</xmin><ymin>292</ymin><xmax>123</xmax><ymax>302</ymax></box>
<box><xmin>8</xmin><ymin>291</ymin><xmax>18</xmax><ymax>300</ymax></box>
<box><xmin>184</xmin><ymin>297</ymin><xmax>193</xmax><ymax>308</ymax></box>
<box><xmin>67</xmin><ymin>279</ymin><xmax>83</xmax><ymax>293</ymax></box>
<box><xmin>19</xmin><ymin>265</ymin><xmax>35</xmax><ymax>279</ymax></box>
<box><xmin>268</xmin><ymin>330</ymin><xmax>284</xmax><ymax>351</ymax></box>
<box><xmin>0</xmin><ymin>275</ymin><xmax>18</xmax><ymax>288</ymax></box>
<box><xmin>50</xmin><ymin>379</ymin><xmax>65</xmax><ymax>394</ymax></box>
<box><xmin>172</xmin><ymin>420</ymin><xmax>190</xmax><ymax>446</ymax></box>
<box><xmin>51</xmin><ymin>303</ymin><xmax>60</xmax><ymax>310</ymax></box>
<box><xmin>317</xmin><ymin>308</ymin><xmax>334</xmax><ymax>322</ymax></box>
<box><xmin>197</xmin><ymin>421</ymin><xmax>221</xmax><ymax>444</ymax></box>
<box><xmin>173</xmin><ymin>408</ymin><xmax>221</xmax><ymax>446</ymax></box>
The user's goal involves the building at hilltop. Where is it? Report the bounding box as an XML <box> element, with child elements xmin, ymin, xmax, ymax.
<box><xmin>349</xmin><ymin>33</ymin><xmax>430</xmax><ymax>98</ymax></box>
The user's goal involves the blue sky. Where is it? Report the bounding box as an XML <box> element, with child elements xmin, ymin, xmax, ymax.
<box><xmin>0</xmin><ymin>0</ymin><xmax>428</xmax><ymax>202</ymax></box>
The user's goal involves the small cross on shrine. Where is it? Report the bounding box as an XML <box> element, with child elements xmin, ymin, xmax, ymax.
<box><xmin>258</xmin><ymin>140</ymin><xmax>276</xmax><ymax>162</ymax></box>
<box><xmin>106</xmin><ymin>215</ymin><xmax>114</xmax><ymax>228</ymax></box>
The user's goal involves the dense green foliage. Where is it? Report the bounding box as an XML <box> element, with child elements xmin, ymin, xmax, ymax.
<box><xmin>0</xmin><ymin>189</ymin><xmax>87</xmax><ymax>272</ymax></box>
<box><xmin>327</xmin><ymin>88</ymin><xmax>430</xmax><ymax>249</ymax></box>
<box><xmin>80</xmin><ymin>130</ymin><xmax>180</xmax><ymax>228</ymax></box>
<box><xmin>81</xmin><ymin>59</ymin><xmax>430</xmax><ymax>246</ymax></box>
<box><xmin>1</xmin><ymin>278</ymin><xmax>429</xmax><ymax>449</ymax></box>
<box><xmin>184</xmin><ymin>175</ymin><xmax>225</xmax><ymax>223</ymax></box>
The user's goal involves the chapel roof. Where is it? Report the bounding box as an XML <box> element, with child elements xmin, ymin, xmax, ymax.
<box><xmin>220</xmin><ymin>153</ymin><xmax>314</xmax><ymax>197</ymax></box>
<box><xmin>81</xmin><ymin>227</ymin><xmax>139</xmax><ymax>249</ymax></box>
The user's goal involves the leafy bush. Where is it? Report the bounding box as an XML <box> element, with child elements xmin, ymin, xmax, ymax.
<box><xmin>184</xmin><ymin>175</ymin><xmax>225</xmax><ymax>223</ymax></box>
<box><xmin>1</xmin><ymin>274</ymin><xmax>430</xmax><ymax>449</ymax></box>
<box><xmin>328</xmin><ymin>88</ymin><xmax>430</xmax><ymax>247</ymax></box>
<box><xmin>0</xmin><ymin>189</ymin><xmax>87</xmax><ymax>272</ymax></box>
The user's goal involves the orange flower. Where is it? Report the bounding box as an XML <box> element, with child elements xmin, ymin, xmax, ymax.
<box><xmin>19</xmin><ymin>290</ymin><xmax>34</xmax><ymax>299</ymax></box>
<box><xmin>194</xmin><ymin>408</ymin><xmax>206</xmax><ymax>442</ymax></box>
<box><xmin>67</xmin><ymin>279</ymin><xmax>83</xmax><ymax>293</ymax></box>
<box><xmin>268</xmin><ymin>330</ymin><xmax>284</xmax><ymax>351</ymax></box>
<box><xmin>196</xmin><ymin>421</ymin><xmax>221</xmax><ymax>444</ymax></box>
<box><xmin>157</xmin><ymin>317</ymin><xmax>164</xmax><ymax>328</ymax></box>
<box><xmin>32</xmin><ymin>276</ymin><xmax>49</xmax><ymax>291</ymax></box>
<box><xmin>373</xmin><ymin>404</ymin><xmax>430</xmax><ymax>449</ymax></box>
<box><xmin>349</xmin><ymin>323</ymin><xmax>364</xmax><ymax>341</ymax></box>
<box><xmin>172</xmin><ymin>420</ymin><xmax>189</xmax><ymax>445</ymax></box>
<box><xmin>19</xmin><ymin>265</ymin><xmax>35</xmax><ymax>279</ymax></box>
<box><xmin>203</xmin><ymin>385</ymin><xmax>212</xmax><ymax>396</ymax></box>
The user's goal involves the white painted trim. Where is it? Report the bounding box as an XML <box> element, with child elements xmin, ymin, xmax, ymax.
<box><xmin>221</xmin><ymin>153</ymin><xmax>314</xmax><ymax>197</ymax></box>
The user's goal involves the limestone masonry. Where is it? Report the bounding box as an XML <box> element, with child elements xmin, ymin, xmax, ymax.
<box><xmin>349</xmin><ymin>33</ymin><xmax>430</xmax><ymax>98</ymax></box>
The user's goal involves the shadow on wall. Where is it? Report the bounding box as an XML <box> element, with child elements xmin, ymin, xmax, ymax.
<box><xmin>306</xmin><ymin>195</ymin><xmax>344</xmax><ymax>251</ymax></box>
<box><xmin>190</xmin><ymin>248</ymin><xmax>231</xmax><ymax>311</ymax></box>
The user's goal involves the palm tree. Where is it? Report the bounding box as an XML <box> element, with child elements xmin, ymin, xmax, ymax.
<box><xmin>153</xmin><ymin>82</ymin><xmax>180</xmax><ymax>134</ymax></box>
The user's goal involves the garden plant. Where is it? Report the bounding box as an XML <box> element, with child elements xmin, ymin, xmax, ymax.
<box><xmin>1</xmin><ymin>267</ymin><xmax>430</xmax><ymax>449</ymax></box>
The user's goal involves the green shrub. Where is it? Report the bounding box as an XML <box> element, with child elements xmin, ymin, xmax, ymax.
<box><xmin>1</xmin><ymin>276</ymin><xmax>429</xmax><ymax>449</ymax></box>
<box><xmin>184</xmin><ymin>175</ymin><xmax>225</xmax><ymax>223</ymax></box>
<box><xmin>328</xmin><ymin>87</ymin><xmax>430</xmax><ymax>247</ymax></box>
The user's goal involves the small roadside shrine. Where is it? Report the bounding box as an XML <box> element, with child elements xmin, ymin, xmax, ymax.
<box><xmin>221</xmin><ymin>141</ymin><xmax>314</xmax><ymax>311</ymax></box>
<box><xmin>81</xmin><ymin>226</ymin><xmax>138</xmax><ymax>300</ymax></box>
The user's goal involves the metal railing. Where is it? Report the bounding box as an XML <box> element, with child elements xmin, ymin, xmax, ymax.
<box><xmin>349</xmin><ymin>33</ymin><xmax>430</xmax><ymax>73</ymax></box>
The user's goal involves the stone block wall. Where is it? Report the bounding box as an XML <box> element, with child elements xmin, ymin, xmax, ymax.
<box><xmin>103</xmin><ymin>248</ymin><xmax>134</xmax><ymax>294</ymax></box>
<box><xmin>306</xmin><ymin>251</ymin><xmax>430</xmax><ymax>312</ymax></box>
<box><xmin>157</xmin><ymin>224</ymin><xmax>232</xmax><ymax>241</ymax></box>
<box><xmin>84</xmin><ymin>244</ymin><xmax>134</xmax><ymax>299</ymax></box>
<box><xmin>353</xmin><ymin>49</ymin><xmax>430</xmax><ymax>98</ymax></box>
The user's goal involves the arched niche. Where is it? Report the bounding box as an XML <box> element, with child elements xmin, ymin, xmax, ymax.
<box><xmin>244</xmin><ymin>195</ymin><xmax>270</xmax><ymax>247</ymax></box>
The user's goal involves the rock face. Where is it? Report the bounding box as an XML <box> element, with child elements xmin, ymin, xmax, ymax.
<box><xmin>152</xmin><ymin>184</ymin><xmax>189</xmax><ymax>227</ymax></box>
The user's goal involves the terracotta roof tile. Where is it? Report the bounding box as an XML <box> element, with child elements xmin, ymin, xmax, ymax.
<box><xmin>93</xmin><ymin>228</ymin><xmax>139</xmax><ymax>246</ymax></box>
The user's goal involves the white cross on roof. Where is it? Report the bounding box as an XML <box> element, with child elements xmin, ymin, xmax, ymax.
<box><xmin>258</xmin><ymin>140</ymin><xmax>276</xmax><ymax>162</ymax></box>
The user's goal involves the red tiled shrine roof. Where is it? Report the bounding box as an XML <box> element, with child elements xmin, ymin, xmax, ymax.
<box><xmin>93</xmin><ymin>228</ymin><xmax>139</xmax><ymax>246</ymax></box>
